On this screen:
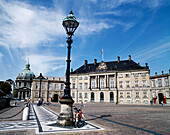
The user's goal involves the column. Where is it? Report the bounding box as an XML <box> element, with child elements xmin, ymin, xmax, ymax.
<box><xmin>96</xmin><ymin>76</ymin><xmax>98</xmax><ymax>88</ymax></box>
<box><xmin>22</xmin><ymin>92</ymin><xmax>23</xmax><ymax>99</ymax></box>
<box><xmin>89</xmin><ymin>76</ymin><xmax>91</xmax><ymax>89</ymax></box>
<box><xmin>105</xmin><ymin>75</ymin><xmax>107</xmax><ymax>88</ymax></box>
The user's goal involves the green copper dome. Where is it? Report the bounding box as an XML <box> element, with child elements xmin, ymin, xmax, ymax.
<box><xmin>17</xmin><ymin>61</ymin><xmax>35</xmax><ymax>80</ymax></box>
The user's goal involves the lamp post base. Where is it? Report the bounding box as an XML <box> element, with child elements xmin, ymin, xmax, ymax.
<box><xmin>56</xmin><ymin>98</ymin><xmax>74</xmax><ymax>127</ymax></box>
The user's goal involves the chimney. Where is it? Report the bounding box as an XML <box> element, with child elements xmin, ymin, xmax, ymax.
<box><xmin>94</xmin><ymin>59</ymin><xmax>97</xmax><ymax>65</ymax></box>
<box><xmin>155</xmin><ymin>72</ymin><xmax>157</xmax><ymax>76</ymax></box>
<box><xmin>162</xmin><ymin>71</ymin><xmax>164</xmax><ymax>75</ymax></box>
<box><xmin>129</xmin><ymin>55</ymin><xmax>131</xmax><ymax>62</ymax></box>
<box><xmin>117</xmin><ymin>56</ymin><xmax>120</xmax><ymax>63</ymax></box>
<box><xmin>145</xmin><ymin>63</ymin><xmax>148</xmax><ymax>67</ymax></box>
<box><xmin>71</xmin><ymin>68</ymin><xmax>73</xmax><ymax>72</ymax></box>
<box><xmin>138</xmin><ymin>62</ymin><xmax>140</xmax><ymax>67</ymax></box>
<box><xmin>84</xmin><ymin>60</ymin><xmax>87</xmax><ymax>66</ymax></box>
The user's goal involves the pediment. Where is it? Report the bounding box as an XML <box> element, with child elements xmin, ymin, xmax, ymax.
<box><xmin>96</xmin><ymin>61</ymin><xmax>108</xmax><ymax>70</ymax></box>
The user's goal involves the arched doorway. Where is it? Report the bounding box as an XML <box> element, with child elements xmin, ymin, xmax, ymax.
<box><xmin>53</xmin><ymin>94</ymin><xmax>58</xmax><ymax>102</ymax></box>
<box><xmin>91</xmin><ymin>92</ymin><xmax>94</xmax><ymax>102</ymax></box>
<box><xmin>110</xmin><ymin>92</ymin><xmax>114</xmax><ymax>102</ymax></box>
<box><xmin>158</xmin><ymin>93</ymin><xmax>164</xmax><ymax>104</ymax></box>
<box><xmin>100</xmin><ymin>92</ymin><xmax>104</xmax><ymax>102</ymax></box>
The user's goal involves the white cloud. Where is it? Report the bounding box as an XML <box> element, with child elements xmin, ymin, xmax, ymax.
<box><xmin>23</xmin><ymin>54</ymin><xmax>65</xmax><ymax>75</ymax></box>
<box><xmin>0</xmin><ymin>0</ymin><xmax>65</xmax><ymax>49</ymax></box>
<box><xmin>0</xmin><ymin>52</ymin><xmax>3</xmax><ymax>62</ymax></box>
<box><xmin>78</xmin><ymin>19</ymin><xmax>114</xmax><ymax>36</ymax></box>
<box><xmin>134</xmin><ymin>42</ymin><xmax>170</xmax><ymax>61</ymax></box>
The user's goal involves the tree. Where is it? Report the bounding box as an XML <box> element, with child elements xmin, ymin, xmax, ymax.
<box><xmin>0</xmin><ymin>82</ymin><xmax>12</xmax><ymax>95</ymax></box>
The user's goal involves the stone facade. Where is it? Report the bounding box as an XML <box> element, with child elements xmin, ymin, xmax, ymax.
<box><xmin>150</xmin><ymin>71</ymin><xmax>170</xmax><ymax>104</ymax></box>
<box><xmin>31</xmin><ymin>74</ymin><xmax>65</xmax><ymax>103</ymax></box>
<box><xmin>70</xmin><ymin>56</ymin><xmax>151</xmax><ymax>104</ymax></box>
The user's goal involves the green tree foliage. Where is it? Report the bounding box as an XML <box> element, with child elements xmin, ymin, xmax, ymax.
<box><xmin>0</xmin><ymin>82</ymin><xmax>12</xmax><ymax>95</ymax></box>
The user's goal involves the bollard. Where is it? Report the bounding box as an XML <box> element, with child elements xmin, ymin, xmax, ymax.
<box><xmin>22</xmin><ymin>103</ymin><xmax>30</xmax><ymax>120</ymax></box>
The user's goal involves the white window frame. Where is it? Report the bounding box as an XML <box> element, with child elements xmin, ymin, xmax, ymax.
<box><xmin>92</xmin><ymin>79</ymin><xmax>95</xmax><ymax>88</ymax></box>
<box><xmin>110</xmin><ymin>78</ymin><xmax>114</xmax><ymax>88</ymax></box>
<box><xmin>85</xmin><ymin>83</ymin><xmax>88</xmax><ymax>89</ymax></box>
<box><xmin>101</xmin><ymin>79</ymin><xmax>104</xmax><ymax>89</ymax></box>
<box><xmin>79</xmin><ymin>83</ymin><xmax>82</xmax><ymax>89</ymax></box>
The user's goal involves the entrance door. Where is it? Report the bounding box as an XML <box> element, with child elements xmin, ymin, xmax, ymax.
<box><xmin>110</xmin><ymin>92</ymin><xmax>114</xmax><ymax>102</ymax></box>
<box><xmin>91</xmin><ymin>92</ymin><xmax>94</xmax><ymax>102</ymax></box>
<box><xmin>100</xmin><ymin>92</ymin><xmax>104</xmax><ymax>102</ymax></box>
<box><xmin>158</xmin><ymin>93</ymin><xmax>164</xmax><ymax>104</ymax></box>
<box><xmin>53</xmin><ymin>94</ymin><xmax>58</xmax><ymax>102</ymax></box>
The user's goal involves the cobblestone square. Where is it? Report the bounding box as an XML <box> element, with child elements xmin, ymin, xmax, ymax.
<box><xmin>46</xmin><ymin>103</ymin><xmax>170</xmax><ymax>135</ymax></box>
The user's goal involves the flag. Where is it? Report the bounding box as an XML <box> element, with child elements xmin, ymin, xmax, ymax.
<box><xmin>101</xmin><ymin>49</ymin><xmax>103</xmax><ymax>53</ymax></box>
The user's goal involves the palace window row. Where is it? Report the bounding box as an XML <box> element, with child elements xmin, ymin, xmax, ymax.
<box><xmin>35</xmin><ymin>82</ymin><xmax>64</xmax><ymax>90</ymax></box>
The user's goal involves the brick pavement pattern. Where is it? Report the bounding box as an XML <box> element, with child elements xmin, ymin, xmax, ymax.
<box><xmin>46</xmin><ymin>103</ymin><xmax>170</xmax><ymax>135</ymax></box>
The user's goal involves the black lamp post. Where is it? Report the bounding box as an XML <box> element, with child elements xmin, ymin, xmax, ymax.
<box><xmin>57</xmin><ymin>10</ymin><xmax>79</xmax><ymax>127</ymax></box>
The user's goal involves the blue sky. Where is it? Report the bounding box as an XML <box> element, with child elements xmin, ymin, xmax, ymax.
<box><xmin>0</xmin><ymin>0</ymin><xmax>170</xmax><ymax>81</ymax></box>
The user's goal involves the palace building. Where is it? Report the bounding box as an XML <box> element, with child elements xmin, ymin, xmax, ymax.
<box><xmin>31</xmin><ymin>73</ymin><xmax>65</xmax><ymax>103</ymax></box>
<box><xmin>150</xmin><ymin>70</ymin><xmax>170</xmax><ymax>104</ymax></box>
<box><xmin>70</xmin><ymin>55</ymin><xmax>151</xmax><ymax>104</ymax></box>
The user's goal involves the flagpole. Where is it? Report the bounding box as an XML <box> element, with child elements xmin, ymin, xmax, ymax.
<box><xmin>101</xmin><ymin>49</ymin><xmax>104</xmax><ymax>61</ymax></box>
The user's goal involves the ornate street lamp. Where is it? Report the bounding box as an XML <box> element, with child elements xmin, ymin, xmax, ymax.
<box><xmin>57</xmin><ymin>10</ymin><xmax>79</xmax><ymax>127</ymax></box>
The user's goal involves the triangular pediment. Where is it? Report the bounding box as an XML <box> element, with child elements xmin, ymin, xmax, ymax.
<box><xmin>96</xmin><ymin>61</ymin><xmax>108</xmax><ymax>70</ymax></box>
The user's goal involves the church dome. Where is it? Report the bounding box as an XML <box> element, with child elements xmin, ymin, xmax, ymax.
<box><xmin>16</xmin><ymin>61</ymin><xmax>35</xmax><ymax>80</ymax></box>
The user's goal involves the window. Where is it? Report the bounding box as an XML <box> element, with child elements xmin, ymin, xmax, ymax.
<box><xmin>85</xmin><ymin>83</ymin><xmax>88</xmax><ymax>89</ymax></box>
<box><xmin>79</xmin><ymin>77</ymin><xmax>82</xmax><ymax>80</ymax></box>
<box><xmin>119</xmin><ymin>81</ymin><xmax>123</xmax><ymax>88</ymax></box>
<box><xmin>134</xmin><ymin>73</ymin><xmax>138</xmax><ymax>77</ymax></box>
<box><xmin>120</xmin><ymin>92</ymin><xmax>123</xmax><ymax>98</ymax></box>
<box><xmin>72</xmin><ymin>83</ymin><xmax>75</xmax><ymax>89</ymax></box>
<box><xmin>166</xmin><ymin>91</ymin><xmax>170</xmax><ymax>98</ymax></box>
<box><xmin>141</xmin><ymin>73</ymin><xmax>146</xmax><ymax>77</ymax></box>
<box><xmin>79</xmin><ymin>93</ymin><xmax>82</xmax><ymax>98</ymax></box>
<box><xmin>61</xmin><ymin>84</ymin><xmax>64</xmax><ymax>90</ymax></box>
<box><xmin>42</xmin><ymin>92</ymin><xmax>45</xmax><ymax>98</ymax></box>
<box><xmin>72</xmin><ymin>77</ymin><xmax>76</xmax><ymax>80</ymax></box>
<box><xmin>35</xmin><ymin>92</ymin><xmax>38</xmax><ymax>98</ymax></box>
<box><xmin>152</xmin><ymin>80</ymin><xmax>156</xmax><ymax>87</ymax></box>
<box><xmin>49</xmin><ymin>93</ymin><xmax>51</xmax><ymax>98</ymax></box>
<box><xmin>84</xmin><ymin>76</ymin><xmax>88</xmax><ymax>80</ymax></box>
<box><xmin>36</xmin><ymin>82</ymin><xmax>39</xmax><ymax>89</ymax></box>
<box><xmin>92</xmin><ymin>79</ymin><xmax>95</xmax><ymax>88</ymax></box>
<box><xmin>143</xmin><ymin>92</ymin><xmax>147</xmax><ymax>98</ymax></box>
<box><xmin>165</xmin><ymin>78</ymin><xmax>168</xmax><ymax>86</ymax></box>
<box><xmin>152</xmin><ymin>92</ymin><xmax>156</xmax><ymax>98</ymax></box>
<box><xmin>125</xmin><ymin>74</ymin><xmax>130</xmax><ymax>78</ymax></box>
<box><xmin>55</xmin><ymin>83</ymin><xmax>58</xmax><ymax>90</ymax></box>
<box><xmin>49</xmin><ymin>83</ymin><xmax>53</xmax><ymax>90</ymax></box>
<box><xmin>135</xmin><ymin>80</ymin><xmax>138</xmax><ymax>87</ymax></box>
<box><xmin>136</xmin><ymin>92</ymin><xmax>139</xmax><ymax>98</ymax></box>
<box><xmin>158</xmin><ymin>79</ymin><xmax>162</xmax><ymax>87</ymax></box>
<box><xmin>72</xmin><ymin>92</ymin><xmax>75</xmax><ymax>98</ymax></box>
<box><xmin>42</xmin><ymin>83</ymin><xmax>45</xmax><ymax>89</ymax></box>
<box><xmin>127</xmin><ymin>92</ymin><xmax>131</xmax><ymax>98</ymax></box>
<box><xmin>101</xmin><ymin>79</ymin><xmax>104</xmax><ymax>89</ymax></box>
<box><xmin>126</xmin><ymin>81</ymin><xmax>130</xmax><ymax>88</ymax></box>
<box><xmin>119</xmin><ymin>74</ymin><xmax>123</xmax><ymax>78</ymax></box>
<box><xmin>142</xmin><ymin>80</ymin><xmax>147</xmax><ymax>87</ymax></box>
<box><xmin>79</xmin><ymin>83</ymin><xmax>82</xmax><ymax>89</ymax></box>
<box><xmin>85</xmin><ymin>93</ymin><xmax>88</xmax><ymax>98</ymax></box>
<box><xmin>110</xmin><ymin>78</ymin><xmax>114</xmax><ymax>88</ymax></box>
